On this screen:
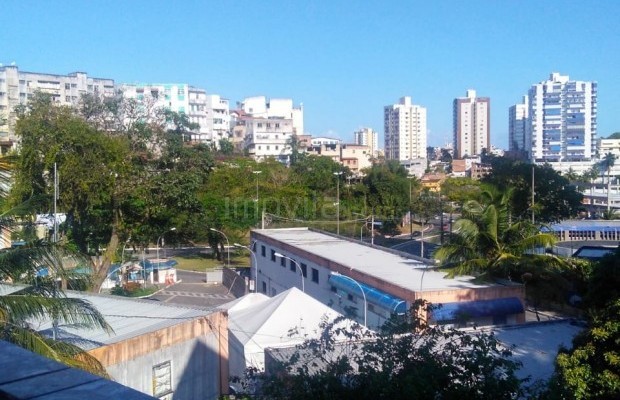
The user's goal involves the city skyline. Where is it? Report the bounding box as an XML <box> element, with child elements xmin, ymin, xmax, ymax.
<box><xmin>2</xmin><ymin>1</ymin><xmax>619</xmax><ymax>149</ymax></box>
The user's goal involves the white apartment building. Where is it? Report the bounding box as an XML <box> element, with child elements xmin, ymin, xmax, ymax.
<box><xmin>453</xmin><ymin>90</ymin><xmax>490</xmax><ymax>158</ymax></box>
<box><xmin>205</xmin><ymin>94</ymin><xmax>230</xmax><ymax>144</ymax></box>
<box><xmin>120</xmin><ymin>83</ymin><xmax>229</xmax><ymax>145</ymax></box>
<box><xmin>0</xmin><ymin>64</ymin><xmax>115</xmax><ymax>149</ymax></box>
<box><xmin>384</xmin><ymin>96</ymin><xmax>427</xmax><ymax>161</ymax></box>
<box><xmin>526</xmin><ymin>73</ymin><xmax>597</xmax><ymax>164</ymax></box>
<box><xmin>243</xmin><ymin>117</ymin><xmax>294</xmax><ymax>163</ymax></box>
<box><xmin>188</xmin><ymin>87</ymin><xmax>210</xmax><ymax>142</ymax></box>
<box><xmin>240</xmin><ymin>96</ymin><xmax>304</xmax><ymax>135</ymax></box>
<box><xmin>509</xmin><ymin>95</ymin><xmax>528</xmax><ymax>153</ymax></box>
<box><xmin>311</xmin><ymin>137</ymin><xmax>341</xmax><ymax>146</ymax></box>
<box><xmin>353</xmin><ymin>127</ymin><xmax>379</xmax><ymax>157</ymax></box>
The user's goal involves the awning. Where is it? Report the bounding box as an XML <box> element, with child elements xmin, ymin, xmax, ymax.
<box><xmin>430</xmin><ymin>297</ymin><xmax>524</xmax><ymax>322</ymax></box>
<box><xmin>329</xmin><ymin>274</ymin><xmax>406</xmax><ymax>313</ymax></box>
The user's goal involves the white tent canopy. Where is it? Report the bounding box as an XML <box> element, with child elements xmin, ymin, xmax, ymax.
<box><xmin>223</xmin><ymin>287</ymin><xmax>348</xmax><ymax>379</ymax></box>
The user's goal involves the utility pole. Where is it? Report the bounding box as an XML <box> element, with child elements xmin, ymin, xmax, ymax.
<box><xmin>54</xmin><ymin>163</ymin><xmax>58</xmax><ymax>243</ymax></box>
<box><xmin>371</xmin><ymin>214</ymin><xmax>375</xmax><ymax>245</ymax></box>
<box><xmin>531</xmin><ymin>165</ymin><xmax>535</xmax><ymax>224</ymax></box>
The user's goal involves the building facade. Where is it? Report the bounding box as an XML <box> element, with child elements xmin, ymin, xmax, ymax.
<box><xmin>453</xmin><ymin>90</ymin><xmax>490</xmax><ymax>159</ymax></box>
<box><xmin>205</xmin><ymin>94</ymin><xmax>230</xmax><ymax>145</ymax></box>
<box><xmin>0</xmin><ymin>64</ymin><xmax>115</xmax><ymax>149</ymax></box>
<box><xmin>240</xmin><ymin>96</ymin><xmax>303</xmax><ymax>135</ymax></box>
<box><xmin>384</xmin><ymin>96</ymin><xmax>427</xmax><ymax>161</ymax></box>
<box><xmin>508</xmin><ymin>95</ymin><xmax>528</xmax><ymax>153</ymax></box>
<box><xmin>526</xmin><ymin>73</ymin><xmax>597</xmax><ymax>164</ymax></box>
<box><xmin>353</xmin><ymin>127</ymin><xmax>379</xmax><ymax>157</ymax></box>
<box><xmin>242</xmin><ymin>116</ymin><xmax>294</xmax><ymax>163</ymax></box>
<box><xmin>250</xmin><ymin>228</ymin><xmax>525</xmax><ymax>330</ymax></box>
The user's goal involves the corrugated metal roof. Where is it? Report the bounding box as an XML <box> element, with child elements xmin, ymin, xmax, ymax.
<box><xmin>0</xmin><ymin>284</ymin><xmax>215</xmax><ymax>350</ymax></box>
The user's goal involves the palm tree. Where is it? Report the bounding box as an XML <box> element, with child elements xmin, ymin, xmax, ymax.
<box><xmin>601</xmin><ymin>152</ymin><xmax>616</xmax><ymax>214</ymax></box>
<box><xmin>0</xmin><ymin>155</ymin><xmax>111</xmax><ymax>376</ymax></box>
<box><xmin>434</xmin><ymin>185</ymin><xmax>559</xmax><ymax>279</ymax></box>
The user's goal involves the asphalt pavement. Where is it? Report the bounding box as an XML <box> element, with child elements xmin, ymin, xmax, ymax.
<box><xmin>147</xmin><ymin>270</ymin><xmax>236</xmax><ymax>309</ymax></box>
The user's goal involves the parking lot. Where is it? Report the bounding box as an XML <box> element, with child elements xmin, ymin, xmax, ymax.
<box><xmin>148</xmin><ymin>270</ymin><xmax>236</xmax><ymax>309</ymax></box>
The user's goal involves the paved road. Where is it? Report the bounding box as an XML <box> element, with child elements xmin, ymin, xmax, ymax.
<box><xmin>148</xmin><ymin>270</ymin><xmax>236</xmax><ymax>308</ymax></box>
<box><xmin>390</xmin><ymin>240</ymin><xmax>439</xmax><ymax>260</ymax></box>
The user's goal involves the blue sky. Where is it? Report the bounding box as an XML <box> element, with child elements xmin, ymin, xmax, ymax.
<box><xmin>2</xmin><ymin>0</ymin><xmax>620</xmax><ymax>149</ymax></box>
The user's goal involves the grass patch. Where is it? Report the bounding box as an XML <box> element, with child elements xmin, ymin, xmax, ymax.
<box><xmin>173</xmin><ymin>252</ymin><xmax>251</xmax><ymax>272</ymax></box>
<box><xmin>110</xmin><ymin>283</ymin><xmax>160</xmax><ymax>297</ymax></box>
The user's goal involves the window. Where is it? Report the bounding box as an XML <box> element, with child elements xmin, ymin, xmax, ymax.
<box><xmin>311</xmin><ymin>268</ymin><xmax>319</xmax><ymax>283</ymax></box>
<box><xmin>330</xmin><ymin>285</ymin><xmax>337</xmax><ymax>293</ymax></box>
<box><xmin>280</xmin><ymin>256</ymin><xmax>286</xmax><ymax>267</ymax></box>
<box><xmin>261</xmin><ymin>245</ymin><xmax>266</xmax><ymax>257</ymax></box>
<box><xmin>347</xmin><ymin>293</ymin><xmax>356</xmax><ymax>303</ymax></box>
<box><xmin>271</xmin><ymin>249</ymin><xmax>276</xmax><ymax>262</ymax></box>
<box><xmin>152</xmin><ymin>361</ymin><xmax>172</xmax><ymax>397</ymax></box>
<box><xmin>290</xmin><ymin>259</ymin><xmax>296</xmax><ymax>272</ymax></box>
<box><xmin>300</xmin><ymin>263</ymin><xmax>307</xmax><ymax>278</ymax></box>
<box><xmin>262</xmin><ymin>281</ymin><xmax>267</xmax><ymax>294</ymax></box>
<box><xmin>271</xmin><ymin>288</ymin><xmax>277</xmax><ymax>296</ymax></box>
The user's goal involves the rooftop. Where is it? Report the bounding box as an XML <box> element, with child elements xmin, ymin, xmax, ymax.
<box><xmin>254</xmin><ymin>228</ymin><xmax>497</xmax><ymax>292</ymax></box>
<box><xmin>0</xmin><ymin>340</ymin><xmax>155</xmax><ymax>399</ymax></box>
<box><xmin>0</xmin><ymin>284</ymin><xmax>214</xmax><ymax>350</ymax></box>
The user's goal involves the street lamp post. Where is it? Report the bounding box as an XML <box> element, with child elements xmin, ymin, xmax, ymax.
<box><xmin>274</xmin><ymin>252</ymin><xmax>304</xmax><ymax>292</ymax></box>
<box><xmin>333</xmin><ymin>171</ymin><xmax>343</xmax><ymax>235</ymax></box>
<box><xmin>156</xmin><ymin>228</ymin><xmax>176</xmax><ymax>260</ymax></box>
<box><xmin>210</xmin><ymin>228</ymin><xmax>230</xmax><ymax>268</ymax></box>
<box><xmin>234</xmin><ymin>243</ymin><xmax>257</xmax><ymax>292</ymax></box>
<box><xmin>120</xmin><ymin>237</ymin><xmax>131</xmax><ymax>285</ymax></box>
<box><xmin>331</xmin><ymin>272</ymin><xmax>366</xmax><ymax>326</ymax></box>
<box><xmin>252</xmin><ymin>170</ymin><xmax>262</xmax><ymax>217</ymax></box>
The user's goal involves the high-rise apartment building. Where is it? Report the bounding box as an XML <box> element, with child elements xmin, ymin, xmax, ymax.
<box><xmin>508</xmin><ymin>96</ymin><xmax>528</xmax><ymax>153</ymax></box>
<box><xmin>353</xmin><ymin>127</ymin><xmax>378</xmax><ymax>157</ymax></box>
<box><xmin>453</xmin><ymin>90</ymin><xmax>490</xmax><ymax>159</ymax></box>
<box><xmin>0</xmin><ymin>64</ymin><xmax>115</xmax><ymax>149</ymax></box>
<box><xmin>525</xmin><ymin>72</ymin><xmax>597</xmax><ymax>163</ymax></box>
<box><xmin>384</xmin><ymin>96</ymin><xmax>427</xmax><ymax>161</ymax></box>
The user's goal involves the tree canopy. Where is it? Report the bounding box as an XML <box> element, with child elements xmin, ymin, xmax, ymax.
<box><xmin>238</xmin><ymin>302</ymin><xmax>527</xmax><ymax>399</ymax></box>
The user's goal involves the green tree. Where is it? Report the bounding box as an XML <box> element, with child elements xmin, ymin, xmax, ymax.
<box><xmin>239</xmin><ymin>302</ymin><xmax>526</xmax><ymax>399</ymax></box>
<box><xmin>600</xmin><ymin>152</ymin><xmax>616</xmax><ymax>215</ymax></box>
<box><xmin>218</xmin><ymin>138</ymin><xmax>234</xmax><ymax>156</ymax></box>
<box><xmin>0</xmin><ymin>154</ymin><xmax>111</xmax><ymax>375</ymax></box>
<box><xmin>362</xmin><ymin>161</ymin><xmax>409</xmax><ymax>224</ymax></box>
<box><xmin>548</xmin><ymin>299</ymin><xmax>620</xmax><ymax>399</ymax></box>
<box><xmin>482</xmin><ymin>158</ymin><xmax>583</xmax><ymax>223</ymax></box>
<box><xmin>11</xmin><ymin>93</ymin><xmax>132</xmax><ymax>290</ymax></box>
<box><xmin>434</xmin><ymin>185</ymin><xmax>558</xmax><ymax>279</ymax></box>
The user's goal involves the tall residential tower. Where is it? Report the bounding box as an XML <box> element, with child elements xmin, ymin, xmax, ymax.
<box><xmin>353</xmin><ymin>127</ymin><xmax>378</xmax><ymax>157</ymax></box>
<box><xmin>508</xmin><ymin>95</ymin><xmax>528</xmax><ymax>153</ymax></box>
<box><xmin>384</xmin><ymin>96</ymin><xmax>427</xmax><ymax>161</ymax></box>
<box><xmin>526</xmin><ymin>72</ymin><xmax>597</xmax><ymax>164</ymax></box>
<box><xmin>453</xmin><ymin>90</ymin><xmax>490</xmax><ymax>159</ymax></box>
